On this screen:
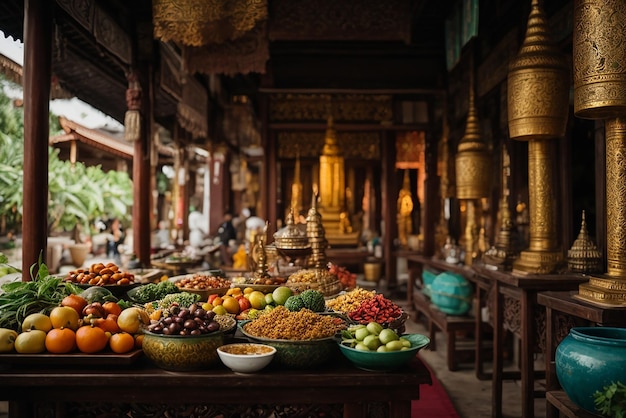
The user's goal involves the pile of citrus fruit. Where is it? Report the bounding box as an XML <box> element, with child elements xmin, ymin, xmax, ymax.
<box><xmin>0</xmin><ymin>293</ymin><xmax>149</xmax><ymax>355</ymax></box>
<box><xmin>202</xmin><ymin>285</ymin><xmax>295</xmax><ymax>320</ymax></box>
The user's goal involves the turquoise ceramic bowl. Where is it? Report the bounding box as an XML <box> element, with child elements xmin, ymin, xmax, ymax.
<box><xmin>430</xmin><ymin>271</ymin><xmax>472</xmax><ymax>315</ymax></box>
<box><xmin>338</xmin><ymin>333</ymin><xmax>430</xmax><ymax>371</ymax></box>
<box><xmin>556</xmin><ymin>327</ymin><xmax>626</xmax><ymax>413</ymax></box>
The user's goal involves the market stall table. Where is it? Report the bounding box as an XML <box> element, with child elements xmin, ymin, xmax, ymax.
<box><xmin>0</xmin><ymin>354</ymin><xmax>432</xmax><ymax>418</ymax></box>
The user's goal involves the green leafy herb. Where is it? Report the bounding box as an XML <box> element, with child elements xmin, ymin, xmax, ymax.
<box><xmin>594</xmin><ymin>381</ymin><xmax>626</xmax><ymax>418</ymax></box>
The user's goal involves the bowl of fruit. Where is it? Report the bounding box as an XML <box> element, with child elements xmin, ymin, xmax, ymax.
<box><xmin>338</xmin><ymin>322</ymin><xmax>430</xmax><ymax>371</ymax></box>
<box><xmin>141</xmin><ymin>303</ymin><xmax>231</xmax><ymax>371</ymax></box>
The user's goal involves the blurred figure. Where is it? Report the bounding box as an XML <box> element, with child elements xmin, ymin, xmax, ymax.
<box><xmin>152</xmin><ymin>220</ymin><xmax>172</xmax><ymax>249</ymax></box>
<box><xmin>218</xmin><ymin>213</ymin><xmax>237</xmax><ymax>266</ymax></box>
<box><xmin>106</xmin><ymin>218</ymin><xmax>124</xmax><ymax>263</ymax></box>
<box><xmin>189</xmin><ymin>211</ymin><xmax>209</xmax><ymax>248</ymax></box>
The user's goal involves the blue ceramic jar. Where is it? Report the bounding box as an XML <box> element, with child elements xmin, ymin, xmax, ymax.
<box><xmin>556</xmin><ymin>327</ymin><xmax>626</xmax><ymax>414</ymax></box>
<box><xmin>429</xmin><ymin>271</ymin><xmax>472</xmax><ymax>315</ymax></box>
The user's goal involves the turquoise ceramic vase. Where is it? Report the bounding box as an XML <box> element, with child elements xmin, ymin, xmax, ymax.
<box><xmin>556</xmin><ymin>327</ymin><xmax>626</xmax><ymax>414</ymax></box>
<box><xmin>429</xmin><ymin>271</ymin><xmax>472</xmax><ymax>315</ymax></box>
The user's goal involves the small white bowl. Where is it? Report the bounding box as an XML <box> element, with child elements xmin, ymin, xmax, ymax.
<box><xmin>217</xmin><ymin>343</ymin><xmax>276</xmax><ymax>373</ymax></box>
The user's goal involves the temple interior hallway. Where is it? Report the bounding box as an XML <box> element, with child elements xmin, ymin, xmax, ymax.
<box><xmin>395</xmin><ymin>289</ymin><xmax>548</xmax><ymax>418</ymax></box>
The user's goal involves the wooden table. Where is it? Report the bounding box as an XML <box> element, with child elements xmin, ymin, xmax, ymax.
<box><xmin>406</xmin><ymin>255</ymin><xmax>493</xmax><ymax>378</ymax></box>
<box><xmin>472</xmin><ymin>266</ymin><xmax>588</xmax><ymax>418</ymax></box>
<box><xmin>0</xmin><ymin>354</ymin><xmax>432</xmax><ymax>418</ymax></box>
<box><xmin>538</xmin><ymin>290</ymin><xmax>626</xmax><ymax>418</ymax></box>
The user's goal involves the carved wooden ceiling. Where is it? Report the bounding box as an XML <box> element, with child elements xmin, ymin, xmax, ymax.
<box><xmin>0</xmin><ymin>0</ymin><xmax>456</xmax><ymax>139</ymax></box>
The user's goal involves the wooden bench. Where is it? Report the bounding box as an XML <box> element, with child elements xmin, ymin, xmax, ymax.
<box><xmin>412</xmin><ymin>288</ymin><xmax>477</xmax><ymax>371</ymax></box>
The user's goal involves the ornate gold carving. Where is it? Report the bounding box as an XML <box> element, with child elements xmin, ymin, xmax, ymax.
<box><xmin>269</xmin><ymin>94</ymin><xmax>393</xmax><ymax>123</ymax></box>
<box><xmin>183</xmin><ymin>21</ymin><xmax>269</xmax><ymax>75</ymax></box>
<box><xmin>577</xmin><ymin>283</ymin><xmax>626</xmax><ymax>306</ymax></box>
<box><xmin>153</xmin><ymin>0</ymin><xmax>267</xmax><ymax>46</ymax></box>
<box><xmin>268</xmin><ymin>0</ymin><xmax>411</xmax><ymax>42</ymax></box>
<box><xmin>567</xmin><ymin>211</ymin><xmax>602</xmax><ymax>273</ymax></box>
<box><xmin>397</xmin><ymin>170</ymin><xmax>414</xmax><ymax>249</ymax></box>
<box><xmin>573</xmin><ymin>0</ymin><xmax>626</xmax><ymax>119</ymax></box>
<box><xmin>455</xmin><ymin>74</ymin><xmax>491</xmax><ymax>200</ymax></box>
<box><xmin>277</xmin><ymin>131</ymin><xmax>380</xmax><ymax>160</ymax></box>
<box><xmin>605</xmin><ymin>118</ymin><xmax>626</xmax><ymax>277</ymax></box>
<box><xmin>507</xmin><ymin>0</ymin><xmax>569</xmax><ymax>140</ymax></box>
<box><xmin>508</xmin><ymin>1</ymin><xmax>566</xmax><ymax>274</ymax></box>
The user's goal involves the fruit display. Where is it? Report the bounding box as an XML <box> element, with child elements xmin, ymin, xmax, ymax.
<box><xmin>63</xmin><ymin>262</ymin><xmax>135</xmax><ymax>286</ymax></box>
<box><xmin>0</xmin><ymin>290</ymin><xmax>150</xmax><ymax>355</ymax></box>
<box><xmin>347</xmin><ymin>293</ymin><xmax>404</xmax><ymax>325</ymax></box>
<box><xmin>340</xmin><ymin>322</ymin><xmax>409</xmax><ymax>352</ymax></box>
<box><xmin>201</xmin><ymin>285</ymin><xmax>296</xmax><ymax>320</ymax></box>
<box><xmin>146</xmin><ymin>303</ymin><xmax>222</xmax><ymax>336</ymax></box>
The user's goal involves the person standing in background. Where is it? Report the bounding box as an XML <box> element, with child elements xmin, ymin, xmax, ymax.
<box><xmin>107</xmin><ymin>218</ymin><xmax>124</xmax><ymax>263</ymax></box>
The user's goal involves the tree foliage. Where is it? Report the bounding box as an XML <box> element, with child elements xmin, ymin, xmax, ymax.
<box><xmin>0</xmin><ymin>76</ymin><xmax>133</xmax><ymax>236</ymax></box>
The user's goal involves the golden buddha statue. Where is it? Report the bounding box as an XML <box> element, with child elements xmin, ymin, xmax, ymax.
<box><xmin>397</xmin><ymin>169</ymin><xmax>414</xmax><ymax>248</ymax></box>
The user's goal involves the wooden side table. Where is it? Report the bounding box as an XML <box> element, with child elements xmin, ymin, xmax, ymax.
<box><xmin>472</xmin><ymin>266</ymin><xmax>588</xmax><ymax>418</ymax></box>
<box><xmin>538</xmin><ymin>290</ymin><xmax>626</xmax><ymax>418</ymax></box>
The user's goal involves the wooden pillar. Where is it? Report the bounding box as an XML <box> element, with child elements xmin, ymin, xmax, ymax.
<box><xmin>22</xmin><ymin>0</ymin><xmax>52</xmax><ymax>276</ymax></box>
<box><xmin>261</xmin><ymin>95</ymin><xmax>277</xmax><ymax>233</ymax></box>
<box><xmin>132</xmin><ymin>65</ymin><xmax>153</xmax><ymax>267</ymax></box>
<box><xmin>382</xmin><ymin>130</ymin><xmax>397</xmax><ymax>288</ymax></box>
<box><xmin>422</xmin><ymin>130</ymin><xmax>439</xmax><ymax>256</ymax></box>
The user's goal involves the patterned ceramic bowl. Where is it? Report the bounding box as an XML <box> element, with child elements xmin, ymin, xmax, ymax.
<box><xmin>240</xmin><ymin>324</ymin><xmax>338</xmax><ymax>369</ymax></box>
<box><xmin>142</xmin><ymin>330</ymin><xmax>224</xmax><ymax>371</ymax></box>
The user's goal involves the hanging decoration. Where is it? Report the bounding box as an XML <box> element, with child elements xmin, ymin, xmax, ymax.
<box><xmin>152</xmin><ymin>0</ymin><xmax>267</xmax><ymax>46</ymax></box>
<box><xmin>124</xmin><ymin>70</ymin><xmax>142</xmax><ymax>142</ymax></box>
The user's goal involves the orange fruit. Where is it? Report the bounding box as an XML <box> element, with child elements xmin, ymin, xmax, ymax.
<box><xmin>94</xmin><ymin>315</ymin><xmax>121</xmax><ymax>334</ymax></box>
<box><xmin>61</xmin><ymin>294</ymin><xmax>88</xmax><ymax>316</ymax></box>
<box><xmin>117</xmin><ymin>307</ymin><xmax>150</xmax><ymax>334</ymax></box>
<box><xmin>134</xmin><ymin>334</ymin><xmax>144</xmax><ymax>349</ymax></box>
<box><xmin>109</xmin><ymin>332</ymin><xmax>135</xmax><ymax>354</ymax></box>
<box><xmin>222</xmin><ymin>296</ymin><xmax>240</xmax><ymax>314</ymax></box>
<box><xmin>212</xmin><ymin>296</ymin><xmax>224</xmax><ymax>307</ymax></box>
<box><xmin>102</xmin><ymin>301</ymin><xmax>122</xmax><ymax>317</ymax></box>
<box><xmin>75</xmin><ymin>325</ymin><xmax>109</xmax><ymax>354</ymax></box>
<box><xmin>45</xmin><ymin>327</ymin><xmax>76</xmax><ymax>354</ymax></box>
<box><xmin>49</xmin><ymin>306</ymin><xmax>80</xmax><ymax>330</ymax></box>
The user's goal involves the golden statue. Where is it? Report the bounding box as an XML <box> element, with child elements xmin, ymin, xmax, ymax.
<box><xmin>397</xmin><ymin>169</ymin><xmax>413</xmax><ymax>248</ymax></box>
<box><xmin>317</xmin><ymin>116</ymin><xmax>359</xmax><ymax>246</ymax></box>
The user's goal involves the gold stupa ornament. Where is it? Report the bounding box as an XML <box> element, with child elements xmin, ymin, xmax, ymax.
<box><xmin>306</xmin><ymin>190</ymin><xmax>328</xmax><ymax>269</ymax></box>
<box><xmin>567</xmin><ymin>211</ymin><xmax>602</xmax><ymax>274</ymax></box>
<box><xmin>508</xmin><ymin>0</ymin><xmax>568</xmax><ymax>274</ymax></box>
<box><xmin>574</xmin><ymin>0</ymin><xmax>626</xmax><ymax>306</ymax></box>
<box><xmin>455</xmin><ymin>74</ymin><xmax>490</xmax><ymax>200</ymax></box>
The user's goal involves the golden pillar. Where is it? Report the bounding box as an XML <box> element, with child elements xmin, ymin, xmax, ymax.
<box><xmin>573</xmin><ymin>0</ymin><xmax>626</xmax><ymax>305</ymax></box>
<box><xmin>508</xmin><ymin>0</ymin><xmax>569</xmax><ymax>274</ymax></box>
<box><xmin>455</xmin><ymin>67</ymin><xmax>490</xmax><ymax>265</ymax></box>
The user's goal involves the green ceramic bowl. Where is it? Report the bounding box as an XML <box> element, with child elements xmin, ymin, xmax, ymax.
<box><xmin>240</xmin><ymin>323</ymin><xmax>338</xmax><ymax>369</ymax></box>
<box><xmin>142</xmin><ymin>330</ymin><xmax>224</xmax><ymax>371</ymax></box>
<box><xmin>338</xmin><ymin>333</ymin><xmax>430</xmax><ymax>371</ymax></box>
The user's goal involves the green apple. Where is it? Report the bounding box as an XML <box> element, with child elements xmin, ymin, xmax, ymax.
<box><xmin>363</xmin><ymin>334</ymin><xmax>381</xmax><ymax>350</ymax></box>
<box><xmin>385</xmin><ymin>340</ymin><xmax>405</xmax><ymax>352</ymax></box>
<box><xmin>272</xmin><ymin>286</ymin><xmax>293</xmax><ymax>306</ymax></box>
<box><xmin>355</xmin><ymin>342</ymin><xmax>370</xmax><ymax>351</ymax></box>
<box><xmin>378</xmin><ymin>328</ymin><xmax>399</xmax><ymax>345</ymax></box>
<box><xmin>366</xmin><ymin>322</ymin><xmax>383</xmax><ymax>335</ymax></box>
<box><xmin>355</xmin><ymin>327</ymin><xmax>370</xmax><ymax>341</ymax></box>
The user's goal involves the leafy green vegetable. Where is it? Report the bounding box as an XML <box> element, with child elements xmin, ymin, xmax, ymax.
<box><xmin>154</xmin><ymin>292</ymin><xmax>200</xmax><ymax>310</ymax></box>
<box><xmin>128</xmin><ymin>281</ymin><xmax>180</xmax><ymax>304</ymax></box>
<box><xmin>594</xmin><ymin>381</ymin><xmax>626</xmax><ymax>418</ymax></box>
<box><xmin>0</xmin><ymin>265</ymin><xmax>80</xmax><ymax>332</ymax></box>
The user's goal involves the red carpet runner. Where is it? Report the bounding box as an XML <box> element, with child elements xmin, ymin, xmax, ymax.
<box><xmin>412</xmin><ymin>358</ymin><xmax>460</xmax><ymax>417</ymax></box>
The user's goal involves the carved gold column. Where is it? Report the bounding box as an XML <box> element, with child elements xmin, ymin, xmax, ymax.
<box><xmin>455</xmin><ymin>67</ymin><xmax>490</xmax><ymax>265</ymax></box>
<box><xmin>508</xmin><ymin>0</ymin><xmax>569</xmax><ymax>274</ymax></box>
<box><xmin>573</xmin><ymin>0</ymin><xmax>626</xmax><ymax>306</ymax></box>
